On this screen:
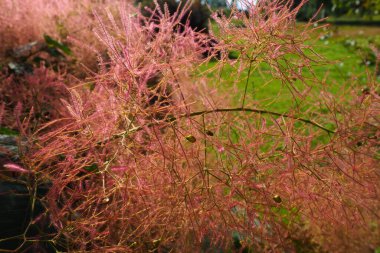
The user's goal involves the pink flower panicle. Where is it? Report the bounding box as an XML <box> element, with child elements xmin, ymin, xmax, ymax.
<box><xmin>3</xmin><ymin>163</ymin><xmax>33</xmax><ymax>174</ymax></box>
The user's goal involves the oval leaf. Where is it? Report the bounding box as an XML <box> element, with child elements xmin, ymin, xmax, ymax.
<box><xmin>273</xmin><ymin>194</ymin><xmax>282</xmax><ymax>203</ymax></box>
<box><xmin>185</xmin><ymin>135</ymin><xmax>196</xmax><ymax>143</ymax></box>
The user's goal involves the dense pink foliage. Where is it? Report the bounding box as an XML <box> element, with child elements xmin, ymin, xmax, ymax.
<box><xmin>0</xmin><ymin>0</ymin><xmax>129</xmax><ymax>70</ymax></box>
<box><xmin>0</xmin><ymin>0</ymin><xmax>379</xmax><ymax>252</ymax></box>
<box><xmin>0</xmin><ymin>66</ymin><xmax>69</xmax><ymax>133</ymax></box>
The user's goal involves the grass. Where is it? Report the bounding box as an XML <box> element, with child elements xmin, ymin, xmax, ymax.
<box><xmin>200</xmin><ymin>23</ymin><xmax>376</xmax><ymax>114</ymax></box>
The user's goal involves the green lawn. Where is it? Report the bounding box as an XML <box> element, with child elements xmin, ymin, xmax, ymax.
<box><xmin>200</xmin><ymin>24</ymin><xmax>376</xmax><ymax>114</ymax></box>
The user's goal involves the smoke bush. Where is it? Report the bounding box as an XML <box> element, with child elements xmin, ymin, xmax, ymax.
<box><xmin>0</xmin><ymin>0</ymin><xmax>129</xmax><ymax>70</ymax></box>
<box><xmin>0</xmin><ymin>65</ymin><xmax>69</xmax><ymax>134</ymax></box>
<box><xmin>1</xmin><ymin>0</ymin><xmax>379</xmax><ymax>252</ymax></box>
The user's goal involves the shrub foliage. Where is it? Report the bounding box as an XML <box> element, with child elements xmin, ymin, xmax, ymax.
<box><xmin>0</xmin><ymin>0</ymin><xmax>379</xmax><ymax>252</ymax></box>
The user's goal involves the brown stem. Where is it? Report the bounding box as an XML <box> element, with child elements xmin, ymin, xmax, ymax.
<box><xmin>98</xmin><ymin>107</ymin><xmax>336</xmax><ymax>146</ymax></box>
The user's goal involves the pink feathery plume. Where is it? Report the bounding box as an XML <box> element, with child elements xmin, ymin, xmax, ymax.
<box><xmin>3</xmin><ymin>163</ymin><xmax>33</xmax><ymax>174</ymax></box>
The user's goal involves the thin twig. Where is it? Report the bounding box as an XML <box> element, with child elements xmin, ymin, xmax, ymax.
<box><xmin>241</xmin><ymin>58</ymin><xmax>254</xmax><ymax>108</ymax></box>
<box><xmin>98</xmin><ymin>107</ymin><xmax>336</xmax><ymax>146</ymax></box>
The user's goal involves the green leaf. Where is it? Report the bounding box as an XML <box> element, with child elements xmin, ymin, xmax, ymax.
<box><xmin>83</xmin><ymin>163</ymin><xmax>99</xmax><ymax>173</ymax></box>
<box><xmin>228</xmin><ymin>50</ymin><xmax>240</xmax><ymax>59</ymax></box>
<box><xmin>45</xmin><ymin>47</ymin><xmax>63</xmax><ymax>58</ymax></box>
<box><xmin>185</xmin><ymin>135</ymin><xmax>196</xmax><ymax>143</ymax></box>
<box><xmin>273</xmin><ymin>194</ymin><xmax>282</xmax><ymax>203</ymax></box>
<box><xmin>361</xmin><ymin>86</ymin><xmax>370</xmax><ymax>94</ymax></box>
<box><xmin>32</xmin><ymin>56</ymin><xmax>47</xmax><ymax>64</ymax></box>
<box><xmin>167</xmin><ymin>114</ymin><xmax>176</xmax><ymax>122</ymax></box>
<box><xmin>205</xmin><ymin>130</ymin><xmax>214</xmax><ymax>136</ymax></box>
<box><xmin>85</xmin><ymin>82</ymin><xmax>96</xmax><ymax>91</ymax></box>
<box><xmin>44</xmin><ymin>34</ymin><xmax>72</xmax><ymax>56</ymax></box>
<box><xmin>232</xmin><ymin>231</ymin><xmax>242</xmax><ymax>249</ymax></box>
<box><xmin>0</xmin><ymin>127</ymin><xmax>19</xmax><ymax>136</ymax></box>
